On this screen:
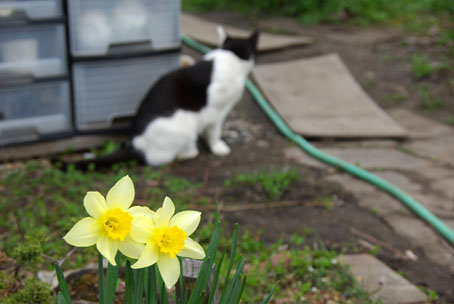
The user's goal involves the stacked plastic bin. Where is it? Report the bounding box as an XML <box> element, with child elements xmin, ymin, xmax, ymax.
<box><xmin>0</xmin><ymin>0</ymin><xmax>71</xmax><ymax>145</ymax></box>
<box><xmin>68</xmin><ymin>0</ymin><xmax>181</xmax><ymax>131</ymax></box>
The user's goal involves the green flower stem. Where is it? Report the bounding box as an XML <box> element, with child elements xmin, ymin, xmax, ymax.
<box><xmin>98</xmin><ymin>252</ymin><xmax>105</xmax><ymax>304</ymax></box>
<box><xmin>104</xmin><ymin>253</ymin><xmax>121</xmax><ymax>304</ymax></box>
<box><xmin>145</xmin><ymin>265</ymin><xmax>158</xmax><ymax>304</ymax></box>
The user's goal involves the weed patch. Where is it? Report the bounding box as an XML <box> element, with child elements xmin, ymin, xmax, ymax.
<box><xmin>225</xmin><ymin>169</ymin><xmax>300</xmax><ymax>200</ymax></box>
<box><xmin>411</xmin><ymin>55</ymin><xmax>434</xmax><ymax>79</ymax></box>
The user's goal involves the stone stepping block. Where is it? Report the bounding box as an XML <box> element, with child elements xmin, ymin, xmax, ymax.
<box><xmin>181</xmin><ymin>13</ymin><xmax>314</xmax><ymax>52</ymax></box>
<box><xmin>339</xmin><ymin>254</ymin><xmax>426</xmax><ymax>304</ymax></box>
<box><xmin>253</xmin><ymin>53</ymin><xmax>407</xmax><ymax>138</ymax></box>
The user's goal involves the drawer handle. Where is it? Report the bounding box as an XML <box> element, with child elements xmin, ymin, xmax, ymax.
<box><xmin>0</xmin><ymin>112</ymin><xmax>3</xmax><ymax>121</ymax></box>
<box><xmin>107</xmin><ymin>40</ymin><xmax>152</xmax><ymax>54</ymax></box>
<box><xmin>0</xmin><ymin>10</ymin><xmax>29</xmax><ymax>24</ymax></box>
<box><xmin>0</xmin><ymin>73</ymin><xmax>34</xmax><ymax>86</ymax></box>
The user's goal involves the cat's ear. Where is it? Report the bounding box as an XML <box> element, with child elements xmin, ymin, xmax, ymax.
<box><xmin>217</xmin><ymin>25</ymin><xmax>227</xmax><ymax>47</ymax></box>
<box><xmin>249</xmin><ymin>29</ymin><xmax>260</xmax><ymax>52</ymax></box>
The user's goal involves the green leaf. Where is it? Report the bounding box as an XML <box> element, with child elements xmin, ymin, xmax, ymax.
<box><xmin>177</xmin><ymin>257</ymin><xmax>184</xmax><ymax>304</ymax></box>
<box><xmin>145</xmin><ymin>265</ymin><xmax>158</xmax><ymax>304</ymax></box>
<box><xmin>57</xmin><ymin>292</ymin><xmax>67</xmax><ymax>304</ymax></box>
<box><xmin>104</xmin><ymin>253</ymin><xmax>120</xmax><ymax>304</ymax></box>
<box><xmin>54</xmin><ymin>263</ymin><xmax>72</xmax><ymax>304</ymax></box>
<box><xmin>98</xmin><ymin>252</ymin><xmax>105</xmax><ymax>304</ymax></box>
<box><xmin>125</xmin><ymin>260</ymin><xmax>134</xmax><ymax>304</ymax></box>
<box><xmin>160</xmin><ymin>278</ymin><xmax>169</xmax><ymax>304</ymax></box>
<box><xmin>260</xmin><ymin>282</ymin><xmax>279</xmax><ymax>304</ymax></box>
<box><xmin>233</xmin><ymin>276</ymin><xmax>247</xmax><ymax>303</ymax></box>
<box><xmin>208</xmin><ymin>251</ymin><xmax>225</xmax><ymax>304</ymax></box>
<box><xmin>133</xmin><ymin>268</ymin><xmax>145</xmax><ymax>304</ymax></box>
<box><xmin>188</xmin><ymin>217</ymin><xmax>221</xmax><ymax>304</ymax></box>
<box><xmin>220</xmin><ymin>259</ymin><xmax>245</xmax><ymax>304</ymax></box>
<box><xmin>222</xmin><ymin>223</ymin><xmax>238</xmax><ymax>300</ymax></box>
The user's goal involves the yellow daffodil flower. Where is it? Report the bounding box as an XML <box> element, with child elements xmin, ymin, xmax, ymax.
<box><xmin>63</xmin><ymin>175</ymin><xmax>153</xmax><ymax>265</ymax></box>
<box><xmin>130</xmin><ymin>197</ymin><xmax>205</xmax><ymax>288</ymax></box>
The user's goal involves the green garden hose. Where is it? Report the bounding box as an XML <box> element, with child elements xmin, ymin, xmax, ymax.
<box><xmin>181</xmin><ymin>34</ymin><xmax>454</xmax><ymax>246</ymax></box>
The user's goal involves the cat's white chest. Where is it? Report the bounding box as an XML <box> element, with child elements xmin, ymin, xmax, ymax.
<box><xmin>197</xmin><ymin>50</ymin><xmax>251</xmax><ymax>131</ymax></box>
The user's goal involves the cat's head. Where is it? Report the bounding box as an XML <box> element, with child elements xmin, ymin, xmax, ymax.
<box><xmin>217</xmin><ymin>26</ymin><xmax>260</xmax><ymax>61</ymax></box>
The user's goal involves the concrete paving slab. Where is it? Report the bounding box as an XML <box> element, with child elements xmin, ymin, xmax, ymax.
<box><xmin>285</xmin><ymin>146</ymin><xmax>328</xmax><ymax>169</ymax></box>
<box><xmin>431</xmin><ymin>177</ymin><xmax>454</xmax><ymax>201</ymax></box>
<box><xmin>373</xmin><ymin>171</ymin><xmax>423</xmax><ymax>193</ymax></box>
<box><xmin>323</xmin><ymin>174</ymin><xmax>410</xmax><ymax>216</ymax></box>
<box><xmin>416</xmin><ymin>166</ymin><xmax>454</xmax><ymax>181</ymax></box>
<box><xmin>388</xmin><ymin>108</ymin><xmax>453</xmax><ymax>139</ymax></box>
<box><xmin>339</xmin><ymin>254</ymin><xmax>426</xmax><ymax>304</ymax></box>
<box><xmin>402</xmin><ymin>135</ymin><xmax>454</xmax><ymax>166</ymax></box>
<box><xmin>180</xmin><ymin>13</ymin><xmax>314</xmax><ymax>52</ymax></box>
<box><xmin>324</xmin><ymin>173</ymin><xmax>377</xmax><ymax>195</ymax></box>
<box><xmin>406</xmin><ymin>192</ymin><xmax>454</xmax><ymax>218</ymax></box>
<box><xmin>317</xmin><ymin>147</ymin><xmax>429</xmax><ymax>170</ymax></box>
<box><xmin>0</xmin><ymin>135</ymin><xmax>125</xmax><ymax>161</ymax></box>
<box><xmin>384</xmin><ymin>215</ymin><xmax>454</xmax><ymax>270</ymax></box>
<box><xmin>253</xmin><ymin>54</ymin><xmax>407</xmax><ymax>138</ymax></box>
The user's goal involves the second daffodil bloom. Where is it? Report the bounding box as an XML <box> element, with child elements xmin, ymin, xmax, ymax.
<box><xmin>64</xmin><ymin>175</ymin><xmax>152</xmax><ymax>265</ymax></box>
<box><xmin>130</xmin><ymin>197</ymin><xmax>205</xmax><ymax>288</ymax></box>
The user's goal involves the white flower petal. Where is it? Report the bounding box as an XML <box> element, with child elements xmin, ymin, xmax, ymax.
<box><xmin>157</xmin><ymin>253</ymin><xmax>180</xmax><ymax>289</ymax></box>
<box><xmin>106</xmin><ymin>175</ymin><xmax>135</xmax><ymax>210</ymax></box>
<box><xmin>154</xmin><ymin>197</ymin><xmax>175</xmax><ymax>228</ymax></box>
<box><xmin>169</xmin><ymin>211</ymin><xmax>201</xmax><ymax>236</ymax></box>
<box><xmin>130</xmin><ymin>215</ymin><xmax>154</xmax><ymax>243</ymax></box>
<box><xmin>118</xmin><ymin>235</ymin><xmax>145</xmax><ymax>259</ymax></box>
<box><xmin>178</xmin><ymin>238</ymin><xmax>205</xmax><ymax>259</ymax></box>
<box><xmin>63</xmin><ymin>217</ymin><xmax>101</xmax><ymax>247</ymax></box>
<box><xmin>83</xmin><ymin>191</ymin><xmax>107</xmax><ymax>218</ymax></box>
<box><xmin>129</xmin><ymin>206</ymin><xmax>155</xmax><ymax>219</ymax></box>
<box><xmin>97</xmin><ymin>234</ymin><xmax>118</xmax><ymax>266</ymax></box>
<box><xmin>131</xmin><ymin>243</ymin><xmax>159</xmax><ymax>269</ymax></box>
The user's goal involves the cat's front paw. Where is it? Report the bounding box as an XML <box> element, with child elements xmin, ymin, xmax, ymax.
<box><xmin>211</xmin><ymin>141</ymin><xmax>231</xmax><ymax>156</ymax></box>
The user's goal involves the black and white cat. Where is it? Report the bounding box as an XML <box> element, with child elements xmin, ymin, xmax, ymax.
<box><xmin>74</xmin><ymin>27</ymin><xmax>259</xmax><ymax>168</ymax></box>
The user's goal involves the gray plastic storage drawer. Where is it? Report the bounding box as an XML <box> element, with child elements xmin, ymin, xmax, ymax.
<box><xmin>73</xmin><ymin>53</ymin><xmax>179</xmax><ymax>131</ymax></box>
<box><xmin>0</xmin><ymin>0</ymin><xmax>62</xmax><ymax>23</ymax></box>
<box><xmin>67</xmin><ymin>0</ymin><xmax>180</xmax><ymax>56</ymax></box>
<box><xmin>0</xmin><ymin>24</ymin><xmax>67</xmax><ymax>82</ymax></box>
<box><xmin>0</xmin><ymin>81</ymin><xmax>72</xmax><ymax>145</ymax></box>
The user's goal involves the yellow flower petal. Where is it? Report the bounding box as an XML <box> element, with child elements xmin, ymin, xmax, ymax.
<box><xmin>129</xmin><ymin>206</ymin><xmax>155</xmax><ymax>219</ymax></box>
<box><xmin>178</xmin><ymin>237</ymin><xmax>205</xmax><ymax>259</ymax></box>
<box><xmin>157</xmin><ymin>253</ymin><xmax>180</xmax><ymax>289</ymax></box>
<box><xmin>106</xmin><ymin>175</ymin><xmax>135</xmax><ymax>210</ymax></box>
<box><xmin>97</xmin><ymin>234</ymin><xmax>118</xmax><ymax>266</ymax></box>
<box><xmin>154</xmin><ymin>196</ymin><xmax>175</xmax><ymax>228</ymax></box>
<box><xmin>83</xmin><ymin>191</ymin><xmax>107</xmax><ymax>219</ymax></box>
<box><xmin>131</xmin><ymin>243</ymin><xmax>159</xmax><ymax>269</ymax></box>
<box><xmin>63</xmin><ymin>217</ymin><xmax>101</xmax><ymax>247</ymax></box>
<box><xmin>118</xmin><ymin>235</ymin><xmax>145</xmax><ymax>259</ymax></box>
<box><xmin>130</xmin><ymin>215</ymin><xmax>154</xmax><ymax>243</ymax></box>
<box><xmin>169</xmin><ymin>211</ymin><xmax>201</xmax><ymax>236</ymax></box>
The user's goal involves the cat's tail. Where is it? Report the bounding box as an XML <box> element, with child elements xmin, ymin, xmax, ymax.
<box><xmin>60</xmin><ymin>143</ymin><xmax>143</xmax><ymax>171</ymax></box>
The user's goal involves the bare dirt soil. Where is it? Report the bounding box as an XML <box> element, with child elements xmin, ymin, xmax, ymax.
<box><xmin>175</xmin><ymin>11</ymin><xmax>454</xmax><ymax>301</ymax></box>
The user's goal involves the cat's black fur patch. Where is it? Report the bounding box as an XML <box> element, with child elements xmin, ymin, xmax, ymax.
<box><xmin>131</xmin><ymin>60</ymin><xmax>214</xmax><ymax>135</ymax></box>
<box><xmin>222</xmin><ymin>30</ymin><xmax>259</xmax><ymax>60</ymax></box>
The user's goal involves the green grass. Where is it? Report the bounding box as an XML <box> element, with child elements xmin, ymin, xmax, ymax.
<box><xmin>183</xmin><ymin>0</ymin><xmax>454</xmax><ymax>26</ymax></box>
<box><xmin>384</xmin><ymin>94</ymin><xmax>406</xmax><ymax>104</ymax></box>
<box><xmin>227</xmin><ymin>231</ymin><xmax>379</xmax><ymax>303</ymax></box>
<box><xmin>443</xmin><ymin>114</ymin><xmax>454</xmax><ymax>125</ymax></box>
<box><xmin>411</xmin><ymin>55</ymin><xmax>434</xmax><ymax>79</ymax></box>
<box><xmin>225</xmin><ymin>168</ymin><xmax>300</xmax><ymax>200</ymax></box>
<box><xmin>417</xmin><ymin>86</ymin><xmax>444</xmax><ymax>110</ymax></box>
